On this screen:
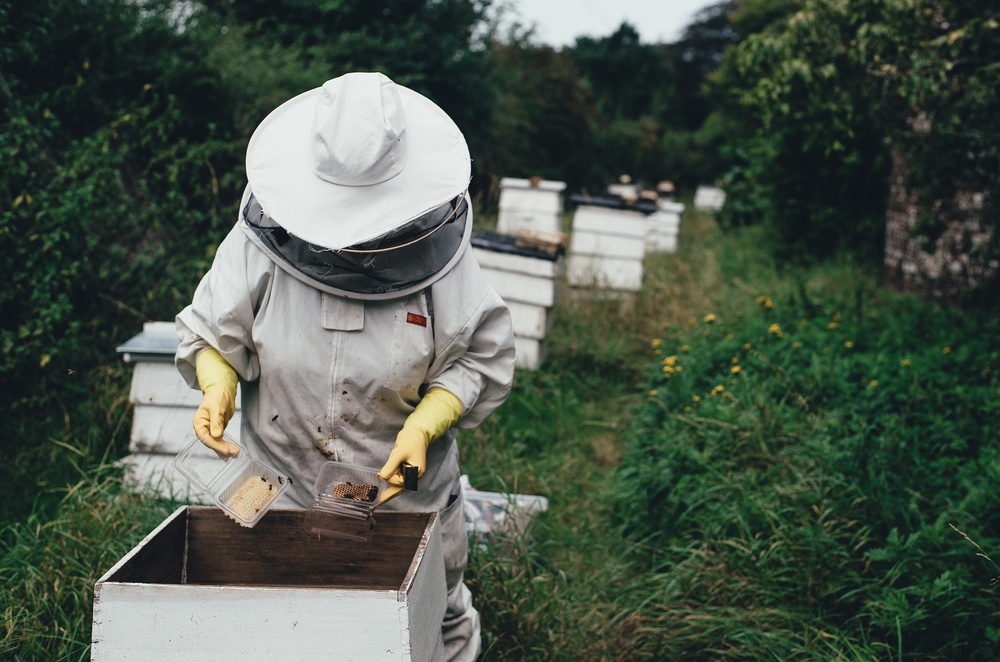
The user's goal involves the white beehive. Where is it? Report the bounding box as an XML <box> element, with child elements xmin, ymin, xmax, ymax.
<box><xmin>116</xmin><ymin>322</ymin><xmax>242</xmax><ymax>499</ymax></box>
<box><xmin>566</xmin><ymin>205</ymin><xmax>648</xmax><ymax>292</ymax></box>
<box><xmin>694</xmin><ymin>185</ymin><xmax>726</xmax><ymax>211</ymax></box>
<box><xmin>646</xmin><ymin>200</ymin><xmax>685</xmax><ymax>254</ymax></box>
<box><xmin>92</xmin><ymin>506</ymin><xmax>446</xmax><ymax>662</ymax></box>
<box><xmin>472</xmin><ymin>231</ymin><xmax>563</xmax><ymax>370</ymax></box>
<box><xmin>496</xmin><ymin>177</ymin><xmax>566</xmax><ymax>236</ymax></box>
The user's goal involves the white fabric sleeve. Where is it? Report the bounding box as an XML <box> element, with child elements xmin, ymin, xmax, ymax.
<box><xmin>175</xmin><ymin>226</ymin><xmax>272</xmax><ymax>389</ymax></box>
<box><xmin>427</xmin><ymin>256</ymin><xmax>516</xmax><ymax>429</ymax></box>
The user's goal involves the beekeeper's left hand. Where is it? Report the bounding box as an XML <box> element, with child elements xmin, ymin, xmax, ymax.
<box><xmin>378</xmin><ymin>388</ymin><xmax>463</xmax><ymax>504</ymax></box>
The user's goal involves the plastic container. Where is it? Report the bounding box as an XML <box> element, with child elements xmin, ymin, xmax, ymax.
<box><xmin>173</xmin><ymin>436</ymin><xmax>290</xmax><ymax>528</ymax></box>
<box><xmin>305</xmin><ymin>462</ymin><xmax>389</xmax><ymax>541</ymax></box>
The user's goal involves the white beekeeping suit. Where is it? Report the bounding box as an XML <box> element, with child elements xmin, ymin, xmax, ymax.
<box><xmin>175</xmin><ymin>72</ymin><xmax>515</xmax><ymax>662</ymax></box>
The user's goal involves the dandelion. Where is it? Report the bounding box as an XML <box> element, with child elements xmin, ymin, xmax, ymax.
<box><xmin>901</xmin><ymin>358</ymin><xmax>911</xmax><ymax>368</ymax></box>
<box><xmin>793</xmin><ymin>341</ymin><xmax>803</xmax><ymax>349</ymax></box>
<box><xmin>711</xmin><ymin>385</ymin><xmax>725</xmax><ymax>395</ymax></box>
<box><xmin>731</xmin><ymin>365</ymin><xmax>743</xmax><ymax>375</ymax></box>
<box><xmin>649</xmin><ymin>389</ymin><xmax>658</xmax><ymax>396</ymax></box>
<box><xmin>833</xmin><ymin>313</ymin><xmax>842</xmax><ymax>323</ymax></box>
<box><xmin>662</xmin><ymin>355</ymin><xmax>678</xmax><ymax>367</ymax></box>
<box><xmin>684</xmin><ymin>406</ymin><xmax>692</xmax><ymax>412</ymax></box>
<box><xmin>675</xmin><ymin>365</ymin><xmax>683</xmax><ymax>372</ymax></box>
<box><xmin>827</xmin><ymin>322</ymin><xmax>839</xmax><ymax>330</ymax></box>
<box><xmin>654</xmin><ymin>348</ymin><xmax>662</xmax><ymax>355</ymax></box>
<box><xmin>726</xmin><ymin>333</ymin><xmax>734</xmax><ymax>340</ymax></box>
<box><xmin>756</xmin><ymin>295</ymin><xmax>774</xmax><ymax>309</ymax></box>
<box><xmin>692</xmin><ymin>395</ymin><xmax>701</xmax><ymax>403</ymax></box>
<box><xmin>869</xmin><ymin>380</ymin><xmax>879</xmax><ymax>389</ymax></box>
<box><xmin>660</xmin><ymin>321</ymin><xmax>670</xmax><ymax>331</ymax></box>
<box><xmin>704</xmin><ymin>313</ymin><xmax>717</xmax><ymax>324</ymax></box>
<box><xmin>731</xmin><ymin>356</ymin><xmax>740</xmax><ymax>364</ymax></box>
<box><xmin>681</xmin><ymin>345</ymin><xmax>690</xmax><ymax>353</ymax></box>
<box><xmin>844</xmin><ymin>341</ymin><xmax>854</xmax><ymax>349</ymax></box>
<box><xmin>651</xmin><ymin>338</ymin><xmax>662</xmax><ymax>349</ymax></box>
<box><xmin>768</xmin><ymin>323</ymin><xmax>782</xmax><ymax>337</ymax></box>
<box><xmin>943</xmin><ymin>346</ymin><xmax>952</xmax><ymax>355</ymax></box>
<box><xmin>743</xmin><ymin>343</ymin><xmax>751</xmax><ymax>350</ymax></box>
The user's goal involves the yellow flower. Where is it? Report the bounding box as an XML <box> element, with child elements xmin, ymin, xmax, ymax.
<box><xmin>704</xmin><ymin>313</ymin><xmax>717</xmax><ymax>324</ymax></box>
<box><xmin>793</xmin><ymin>341</ymin><xmax>803</xmax><ymax>349</ymax></box>
<box><xmin>844</xmin><ymin>341</ymin><xmax>854</xmax><ymax>349</ymax></box>
<box><xmin>756</xmin><ymin>295</ymin><xmax>774</xmax><ymax>309</ymax></box>
<box><xmin>649</xmin><ymin>389</ymin><xmax>658</xmax><ymax>396</ymax></box>
<box><xmin>654</xmin><ymin>348</ymin><xmax>662</xmax><ymax>355</ymax></box>
<box><xmin>687</xmin><ymin>317</ymin><xmax>697</xmax><ymax>326</ymax></box>
<box><xmin>943</xmin><ymin>346</ymin><xmax>952</xmax><ymax>355</ymax></box>
<box><xmin>900</xmin><ymin>358</ymin><xmax>911</xmax><ymax>368</ymax></box>
<box><xmin>675</xmin><ymin>365</ymin><xmax>683</xmax><ymax>372</ymax></box>
<box><xmin>711</xmin><ymin>385</ymin><xmax>725</xmax><ymax>395</ymax></box>
<box><xmin>726</xmin><ymin>333</ymin><xmax>734</xmax><ymax>340</ymax></box>
<box><xmin>684</xmin><ymin>406</ymin><xmax>692</xmax><ymax>412</ymax></box>
<box><xmin>731</xmin><ymin>356</ymin><xmax>740</xmax><ymax>364</ymax></box>
<box><xmin>651</xmin><ymin>338</ymin><xmax>662</xmax><ymax>349</ymax></box>
<box><xmin>662</xmin><ymin>355</ymin><xmax>678</xmax><ymax>367</ymax></box>
<box><xmin>833</xmin><ymin>313</ymin><xmax>842</xmax><ymax>323</ymax></box>
<box><xmin>731</xmin><ymin>365</ymin><xmax>743</xmax><ymax>375</ymax></box>
<box><xmin>660</xmin><ymin>321</ymin><xmax>670</xmax><ymax>331</ymax></box>
<box><xmin>827</xmin><ymin>322</ymin><xmax>839</xmax><ymax>330</ymax></box>
<box><xmin>692</xmin><ymin>395</ymin><xmax>701</xmax><ymax>403</ymax></box>
<box><xmin>869</xmin><ymin>380</ymin><xmax>879</xmax><ymax>389</ymax></box>
<box><xmin>681</xmin><ymin>345</ymin><xmax>690</xmax><ymax>353</ymax></box>
<box><xmin>742</xmin><ymin>343</ymin><xmax>751</xmax><ymax>350</ymax></box>
<box><xmin>768</xmin><ymin>323</ymin><xmax>782</xmax><ymax>337</ymax></box>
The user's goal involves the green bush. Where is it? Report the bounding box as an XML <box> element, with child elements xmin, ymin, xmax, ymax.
<box><xmin>612</xmin><ymin>287</ymin><xmax>1000</xmax><ymax>658</ymax></box>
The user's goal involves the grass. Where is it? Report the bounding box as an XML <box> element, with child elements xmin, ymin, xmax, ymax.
<box><xmin>3</xmin><ymin>200</ymin><xmax>999</xmax><ymax>659</ymax></box>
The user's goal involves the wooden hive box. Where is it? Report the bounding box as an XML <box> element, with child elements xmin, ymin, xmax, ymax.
<box><xmin>496</xmin><ymin>177</ymin><xmax>566</xmax><ymax>236</ymax></box>
<box><xmin>566</xmin><ymin>205</ymin><xmax>648</xmax><ymax>292</ymax></box>
<box><xmin>116</xmin><ymin>322</ymin><xmax>242</xmax><ymax>499</ymax></box>
<box><xmin>92</xmin><ymin>507</ymin><xmax>446</xmax><ymax>662</ymax></box>
<box><xmin>471</xmin><ymin>230</ymin><xmax>564</xmax><ymax>370</ymax></box>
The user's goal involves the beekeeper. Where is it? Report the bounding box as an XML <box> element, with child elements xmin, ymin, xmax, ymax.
<box><xmin>174</xmin><ymin>71</ymin><xmax>515</xmax><ymax>662</ymax></box>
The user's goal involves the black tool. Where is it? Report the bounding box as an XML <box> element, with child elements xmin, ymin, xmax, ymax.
<box><xmin>401</xmin><ymin>463</ymin><xmax>419</xmax><ymax>491</ymax></box>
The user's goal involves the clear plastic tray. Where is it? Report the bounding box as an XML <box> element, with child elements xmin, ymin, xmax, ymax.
<box><xmin>173</xmin><ymin>436</ymin><xmax>290</xmax><ymax>528</ymax></box>
<box><xmin>305</xmin><ymin>462</ymin><xmax>388</xmax><ymax>540</ymax></box>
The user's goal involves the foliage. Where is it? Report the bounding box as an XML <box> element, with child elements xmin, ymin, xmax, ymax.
<box><xmin>612</xmin><ymin>274</ymin><xmax>1000</xmax><ymax>658</ymax></box>
<box><xmin>0</xmin><ymin>469</ymin><xmax>175</xmax><ymax>660</ymax></box>
<box><xmin>716</xmin><ymin>0</ymin><xmax>1000</xmax><ymax>270</ymax></box>
<box><xmin>0</xmin><ymin>0</ymin><xmax>246</xmax><ymax>522</ymax></box>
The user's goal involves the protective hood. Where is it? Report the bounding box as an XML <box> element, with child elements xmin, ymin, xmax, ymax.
<box><xmin>239</xmin><ymin>187</ymin><xmax>472</xmax><ymax>300</ymax></box>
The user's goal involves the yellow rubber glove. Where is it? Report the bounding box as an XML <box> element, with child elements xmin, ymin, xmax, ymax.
<box><xmin>378</xmin><ymin>388</ymin><xmax>463</xmax><ymax>504</ymax></box>
<box><xmin>193</xmin><ymin>348</ymin><xmax>241</xmax><ymax>459</ymax></box>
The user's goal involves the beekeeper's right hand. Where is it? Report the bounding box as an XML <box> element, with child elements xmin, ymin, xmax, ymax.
<box><xmin>193</xmin><ymin>348</ymin><xmax>241</xmax><ymax>459</ymax></box>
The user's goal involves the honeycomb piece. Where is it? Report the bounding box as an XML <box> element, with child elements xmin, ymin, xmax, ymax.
<box><xmin>227</xmin><ymin>474</ymin><xmax>276</xmax><ymax>520</ymax></box>
<box><xmin>332</xmin><ymin>482</ymin><xmax>379</xmax><ymax>503</ymax></box>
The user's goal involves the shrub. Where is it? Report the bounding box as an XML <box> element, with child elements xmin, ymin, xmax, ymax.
<box><xmin>612</xmin><ymin>287</ymin><xmax>1000</xmax><ymax>658</ymax></box>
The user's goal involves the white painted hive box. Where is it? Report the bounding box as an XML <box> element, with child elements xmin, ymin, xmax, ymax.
<box><xmin>567</xmin><ymin>205</ymin><xmax>648</xmax><ymax>292</ymax></box>
<box><xmin>496</xmin><ymin>177</ymin><xmax>566</xmax><ymax>236</ymax></box>
<box><xmin>92</xmin><ymin>506</ymin><xmax>446</xmax><ymax>662</ymax></box>
<box><xmin>472</xmin><ymin>231</ymin><xmax>563</xmax><ymax>370</ymax></box>
<box><xmin>646</xmin><ymin>200</ymin><xmax>685</xmax><ymax>254</ymax></box>
<box><xmin>694</xmin><ymin>185</ymin><xmax>726</xmax><ymax>211</ymax></box>
<box><xmin>116</xmin><ymin>322</ymin><xmax>242</xmax><ymax>499</ymax></box>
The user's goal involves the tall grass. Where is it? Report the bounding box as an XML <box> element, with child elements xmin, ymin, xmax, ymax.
<box><xmin>4</xmin><ymin>201</ymin><xmax>998</xmax><ymax>659</ymax></box>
